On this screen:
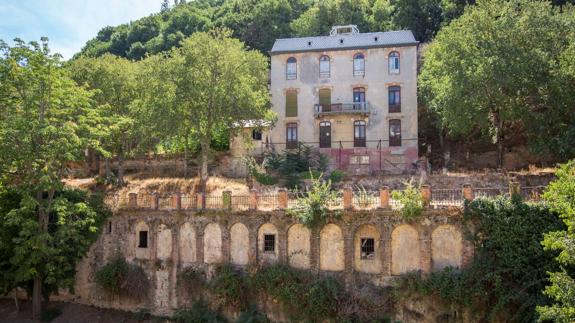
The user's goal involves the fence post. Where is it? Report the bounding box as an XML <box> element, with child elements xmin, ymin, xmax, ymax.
<box><xmin>343</xmin><ymin>187</ymin><xmax>353</xmax><ymax>210</ymax></box>
<box><xmin>151</xmin><ymin>193</ymin><xmax>159</xmax><ymax>210</ymax></box>
<box><xmin>421</xmin><ymin>185</ymin><xmax>431</xmax><ymax>207</ymax></box>
<box><xmin>509</xmin><ymin>181</ymin><xmax>521</xmax><ymax>197</ymax></box>
<box><xmin>278</xmin><ymin>190</ymin><xmax>288</xmax><ymax>210</ymax></box>
<box><xmin>249</xmin><ymin>189</ymin><xmax>259</xmax><ymax>211</ymax></box>
<box><xmin>197</xmin><ymin>193</ymin><xmax>205</xmax><ymax>210</ymax></box>
<box><xmin>379</xmin><ymin>186</ymin><xmax>390</xmax><ymax>209</ymax></box>
<box><xmin>462</xmin><ymin>184</ymin><xmax>474</xmax><ymax>201</ymax></box>
<box><xmin>128</xmin><ymin>193</ymin><xmax>138</xmax><ymax>209</ymax></box>
<box><xmin>173</xmin><ymin>193</ymin><xmax>181</xmax><ymax>210</ymax></box>
<box><xmin>223</xmin><ymin>191</ymin><xmax>232</xmax><ymax>210</ymax></box>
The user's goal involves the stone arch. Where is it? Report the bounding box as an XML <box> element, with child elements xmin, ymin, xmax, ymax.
<box><xmin>391</xmin><ymin>224</ymin><xmax>420</xmax><ymax>275</ymax></box>
<box><xmin>157</xmin><ymin>224</ymin><xmax>172</xmax><ymax>260</ymax></box>
<box><xmin>135</xmin><ymin>221</ymin><xmax>151</xmax><ymax>260</ymax></box>
<box><xmin>354</xmin><ymin>224</ymin><xmax>382</xmax><ymax>274</ymax></box>
<box><xmin>203</xmin><ymin>223</ymin><xmax>222</xmax><ymax>264</ymax></box>
<box><xmin>320</xmin><ymin>223</ymin><xmax>344</xmax><ymax>271</ymax></box>
<box><xmin>258</xmin><ymin>222</ymin><xmax>279</xmax><ymax>263</ymax></box>
<box><xmin>179</xmin><ymin>222</ymin><xmax>196</xmax><ymax>263</ymax></box>
<box><xmin>431</xmin><ymin>225</ymin><xmax>462</xmax><ymax>271</ymax></box>
<box><xmin>230</xmin><ymin>222</ymin><xmax>250</xmax><ymax>265</ymax></box>
<box><xmin>287</xmin><ymin>224</ymin><xmax>311</xmax><ymax>269</ymax></box>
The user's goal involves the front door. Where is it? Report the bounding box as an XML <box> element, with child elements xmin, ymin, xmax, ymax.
<box><xmin>319</xmin><ymin>121</ymin><xmax>331</xmax><ymax>148</ymax></box>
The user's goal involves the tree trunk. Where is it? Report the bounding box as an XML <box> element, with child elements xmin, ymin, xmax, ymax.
<box><xmin>493</xmin><ymin>109</ymin><xmax>504</xmax><ymax>168</ymax></box>
<box><xmin>198</xmin><ymin>141</ymin><xmax>209</xmax><ymax>193</ymax></box>
<box><xmin>32</xmin><ymin>201</ymin><xmax>48</xmax><ymax>319</ymax></box>
<box><xmin>118</xmin><ymin>154</ymin><xmax>125</xmax><ymax>187</ymax></box>
<box><xmin>105</xmin><ymin>158</ymin><xmax>111</xmax><ymax>179</ymax></box>
<box><xmin>183</xmin><ymin>143</ymin><xmax>188</xmax><ymax>178</ymax></box>
<box><xmin>13</xmin><ymin>289</ymin><xmax>19</xmax><ymax>312</ymax></box>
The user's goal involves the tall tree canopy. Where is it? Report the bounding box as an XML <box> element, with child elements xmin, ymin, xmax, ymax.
<box><xmin>0</xmin><ymin>38</ymin><xmax>107</xmax><ymax>317</ymax></box>
<box><xmin>139</xmin><ymin>30</ymin><xmax>271</xmax><ymax>189</ymax></box>
<box><xmin>419</xmin><ymin>0</ymin><xmax>575</xmax><ymax>166</ymax></box>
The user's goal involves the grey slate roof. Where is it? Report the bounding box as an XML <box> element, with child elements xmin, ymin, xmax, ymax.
<box><xmin>270</xmin><ymin>30</ymin><xmax>418</xmax><ymax>55</ymax></box>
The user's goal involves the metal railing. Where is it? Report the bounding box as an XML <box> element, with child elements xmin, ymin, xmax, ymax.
<box><xmin>314</xmin><ymin>102</ymin><xmax>370</xmax><ymax>116</ymax></box>
<box><xmin>430</xmin><ymin>189</ymin><xmax>464</xmax><ymax>208</ymax></box>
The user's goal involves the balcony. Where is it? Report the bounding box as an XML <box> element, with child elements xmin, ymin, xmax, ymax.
<box><xmin>314</xmin><ymin>102</ymin><xmax>370</xmax><ymax>117</ymax></box>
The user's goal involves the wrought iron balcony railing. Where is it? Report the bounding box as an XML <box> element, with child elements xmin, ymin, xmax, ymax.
<box><xmin>314</xmin><ymin>102</ymin><xmax>370</xmax><ymax>117</ymax></box>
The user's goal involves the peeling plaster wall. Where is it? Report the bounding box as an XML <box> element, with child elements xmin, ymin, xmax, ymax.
<box><xmin>69</xmin><ymin>209</ymin><xmax>471</xmax><ymax>319</ymax></box>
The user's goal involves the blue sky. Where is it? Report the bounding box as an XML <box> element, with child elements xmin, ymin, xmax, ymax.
<box><xmin>0</xmin><ymin>0</ymin><xmax>161</xmax><ymax>59</ymax></box>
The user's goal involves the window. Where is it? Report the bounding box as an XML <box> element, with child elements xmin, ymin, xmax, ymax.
<box><xmin>353</xmin><ymin>87</ymin><xmax>366</xmax><ymax>110</ymax></box>
<box><xmin>286</xmin><ymin>123</ymin><xmax>298</xmax><ymax>149</ymax></box>
<box><xmin>264</xmin><ymin>234</ymin><xmax>275</xmax><ymax>252</ymax></box>
<box><xmin>252</xmin><ymin>129</ymin><xmax>262</xmax><ymax>140</ymax></box>
<box><xmin>107</xmin><ymin>221</ymin><xmax>112</xmax><ymax>234</ymax></box>
<box><xmin>138</xmin><ymin>231</ymin><xmax>148</xmax><ymax>248</ymax></box>
<box><xmin>389</xmin><ymin>119</ymin><xmax>401</xmax><ymax>147</ymax></box>
<box><xmin>350</xmin><ymin>155</ymin><xmax>370</xmax><ymax>165</ymax></box>
<box><xmin>318</xmin><ymin>88</ymin><xmax>331</xmax><ymax>112</ymax></box>
<box><xmin>286</xmin><ymin>57</ymin><xmax>297</xmax><ymax>80</ymax></box>
<box><xmin>388</xmin><ymin>86</ymin><xmax>401</xmax><ymax>113</ymax></box>
<box><xmin>389</xmin><ymin>51</ymin><xmax>400</xmax><ymax>74</ymax></box>
<box><xmin>361</xmin><ymin>238</ymin><xmax>375</xmax><ymax>259</ymax></box>
<box><xmin>354</xmin><ymin>120</ymin><xmax>366</xmax><ymax>147</ymax></box>
<box><xmin>353</xmin><ymin>53</ymin><xmax>365</xmax><ymax>76</ymax></box>
<box><xmin>285</xmin><ymin>90</ymin><xmax>298</xmax><ymax>117</ymax></box>
<box><xmin>319</xmin><ymin>55</ymin><xmax>330</xmax><ymax>78</ymax></box>
<box><xmin>319</xmin><ymin>121</ymin><xmax>331</xmax><ymax>148</ymax></box>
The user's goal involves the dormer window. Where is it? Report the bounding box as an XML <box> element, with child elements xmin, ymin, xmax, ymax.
<box><xmin>286</xmin><ymin>57</ymin><xmax>297</xmax><ymax>80</ymax></box>
<box><xmin>389</xmin><ymin>51</ymin><xmax>400</xmax><ymax>74</ymax></box>
<box><xmin>330</xmin><ymin>25</ymin><xmax>360</xmax><ymax>36</ymax></box>
<box><xmin>353</xmin><ymin>53</ymin><xmax>365</xmax><ymax>76</ymax></box>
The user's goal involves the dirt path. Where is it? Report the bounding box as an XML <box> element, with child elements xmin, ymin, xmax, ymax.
<box><xmin>0</xmin><ymin>299</ymin><xmax>162</xmax><ymax>323</ymax></box>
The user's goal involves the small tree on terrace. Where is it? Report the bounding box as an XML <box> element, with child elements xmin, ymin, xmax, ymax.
<box><xmin>143</xmin><ymin>29</ymin><xmax>270</xmax><ymax>191</ymax></box>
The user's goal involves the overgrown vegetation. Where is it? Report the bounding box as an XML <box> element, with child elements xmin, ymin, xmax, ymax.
<box><xmin>287</xmin><ymin>173</ymin><xmax>340</xmax><ymax>228</ymax></box>
<box><xmin>95</xmin><ymin>257</ymin><xmax>149</xmax><ymax>299</ymax></box>
<box><xmin>208</xmin><ymin>264</ymin><xmax>250</xmax><ymax>310</ymax></box>
<box><xmin>173</xmin><ymin>301</ymin><xmax>226</xmax><ymax>323</ymax></box>
<box><xmin>394</xmin><ymin>196</ymin><xmax>564</xmax><ymax>322</ymax></box>
<box><xmin>390</xmin><ymin>179</ymin><xmax>424</xmax><ymax>219</ymax></box>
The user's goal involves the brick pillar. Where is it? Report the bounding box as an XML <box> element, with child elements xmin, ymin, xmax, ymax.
<box><xmin>381</xmin><ymin>224</ymin><xmax>392</xmax><ymax>276</ymax></box>
<box><xmin>196</xmin><ymin>224</ymin><xmax>204</xmax><ymax>263</ymax></box>
<box><xmin>420</xmin><ymin>228</ymin><xmax>432</xmax><ymax>273</ymax></box>
<box><xmin>509</xmin><ymin>181</ymin><xmax>520</xmax><ymax>197</ymax></box>
<box><xmin>309</xmin><ymin>227</ymin><xmax>320</xmax><ymax>272</ymax></box>
<box><xmin>172</xmin><ymin>193</ymin><xmax>181</xmax><ymax>210</ymax></box>
<box><xmin>461</xmin><ymin>240</ymin><xmax>475</xmax><ymax>267</ymax></box>
<box><xmin>223</xmin><ymin>191</ymin><xmax>232</xmax><ymax>210</ymax></box>
<box><xmin>421</xmin><ymin>185</ymin><xmax>431</xmax><ymax>207</ymax></box>
<box><xmin>462</xmin><ymin>184</ymin><xmax>474</xmax><ymax>201</ymax></box>
<box><xmin>278</xmin><ymin>190</ymin><xmax>288</xmax><ymax>210</ymax></box>
<box><xmin>151</xmin><ymin>193</ymin><xmax>159</xmax><ymax>210</ymax></box>
<box><xmin>379</xmin><ymin>186</ymin><xmax>390</xmax><ymax>209</ymax></box>
<box><xmin>196</xmin><ymin>193</ymin><xmax>204</xmax><ymax>210</ymax></box>
<box><xmin>343</xmin><ymin>187</ymin><xmax>353</xmax><ymax>210</ymax></box>
<box><xmin>249</xmin><ymin>189</ymin><xmax>259</xmax><ymax>211</ymax></box>
<box><xmin>128</xmin><ymin>193</ymin><xmax>138</xmax><ymax>209</ymax></box>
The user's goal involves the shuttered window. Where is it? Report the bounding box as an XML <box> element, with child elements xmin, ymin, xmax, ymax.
<box><xmin>319</xmin><ymin>55</ymin><xmax>330</xmax><ymax>78</ymax></box>
<box><xmin>285</xmin><ymin>91</ymin><xmax>298</xmax><ymax>117</ymax></box>
<box><xmin>353</xmin><ymin>53</ymin><xmax>365</xmax><ymax>76</ymax></box>
<box><xmin>286</xmin><ymin>57</ymin><xmax>297</xmax><ymax>80</ymax></box>
<box><xmin>389</xmin><ymin>51</ymin><xmax>400</xmax><ymax>74</ymax></box>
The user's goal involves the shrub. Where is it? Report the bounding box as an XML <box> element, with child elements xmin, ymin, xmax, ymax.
<box><xmin>329</xmin><ymin>170</ymin><xmax>345</xmax><ymax>183</ymax></box>
<box><xmin>235</xmin><ymin>305</ymin><xmax>270</xmax><ymax>323</ymax></box>
<box><xmin>300</xmin><ymin>170</ymin><xmax>322</xmax><ymax>180</ymax></box>
<box><xmin>287</xmin><ymin>174</ymin><xmax>340</xmax><ymax>228</ymax></box>
<box><xmin>95</xmin><ymin>257</ymin><xmax>149</xmax><ymax>299</ymax></box>
<box><xmin>173</xmin><ymin>301</ymin><xmax>225</xmax><ymax>323</ymax></box>
<box><xmin>178</xmin><ymin>266</ymin><xmax>205</xmax><ymax>292</ymax></box>
<box><xmin>208</xmin><ymin>264</ymin><xmax>249</xmax><ymax>309</ymax></box>
<box><xmin>391</xmin><ymin>179</ymin><xmax>424</xmax><ymax>219</ymax></box>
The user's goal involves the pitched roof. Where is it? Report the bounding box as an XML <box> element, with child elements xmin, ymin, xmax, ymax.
<box><xmin>270</xmin><ymin>30</ymin><xmax>418</xmax><ymax>55</ymax></box>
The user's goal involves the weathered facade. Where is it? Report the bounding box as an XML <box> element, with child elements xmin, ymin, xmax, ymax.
<box><xmin>68</xmin><ymin>208</ymin><xmax>472</xmax><ymax>320</ymax></box>
<box><xmin>264</xmin><ymin>25</ymin><xmax>419</xmax><ymax>174</ymax></box>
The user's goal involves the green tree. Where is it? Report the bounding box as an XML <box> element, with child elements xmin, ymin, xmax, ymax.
<box><xmin>537</xmin><ymin>161</ymin><xmax>575</xmax><ymax>322</ymax></box>
<box><xmin>67</xmin><ymin>54</ymin><xmax>141</xmax><ymax>186</ymax></box>
<box><xmin>420</xmin><ymin>0</ymin><xmax>575</xmax><ymax>166</ymax></box>
<box><xmin>0</xmin><ymin>38</ymin><xmax>104</xmax><ymax>318</ymax></box>
<box><xmin>141</xmin><ymin>30</ymin><xmax>270</xmax><ymax>189</ymax></box>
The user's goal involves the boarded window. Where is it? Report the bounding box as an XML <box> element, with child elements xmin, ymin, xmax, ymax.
<box><xmin>264</xmin><ymin>234</ymin><xmax>276</xmax><ymax>252</ymax></box>
<box><xmin>353</xmin><ymin>53</ymin><xmax>365</xmax><ymax>76</ymax></box>
<box><xmin>319</xmin><ymin>55</ymin><xmax>330</xmax><ymax>78</ymax></box>
<box><xmin>138</xmin><ymin>231</ymin><xmax>148</xmax><ymax>248</ymax></box>
<box><xmin>354</xmin><ymin>120</ymin><xmax>366</xmax><ymax>147</ymax></box>
<box><xmin>319</xmin><ymin>121</ymin><xmax>331</xmax><ymax>148</ymax></box>
<box><xmin>350</xmin><ymin>155</ymin><xmax>370</xmax><ymax>165</ymax></box>
<box><xmin>361</xmin><ymin>238</ymin><xmax>375</xmax><ymax>259</ymax></box>
<box><xmin>286</xmin><ymin>123</ymin><xmax>298</xmax><ymax>149</ymax></box>
<box><xmin>388</xmin><ymin>86</ymin><xmax>401</xmax><ymax>113</ymax></box>
<box><xmin>286</xmin><ymin>91</ymin><xmax>298</xmax><ymax>117</ymax></box>
<box><xmin>389</xmin><ymin>119</ymin><xmax>401</xmax><ymax>147</ymax></box>
<box><xmin>286</xmin><ymin>57</ymin><xmax>297</xmax><ymax>80</ymax></box>
<box><xmin>389</xmin><ymin>51</ymin><xmax>400</xmax><ymax>74</ymax></box>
